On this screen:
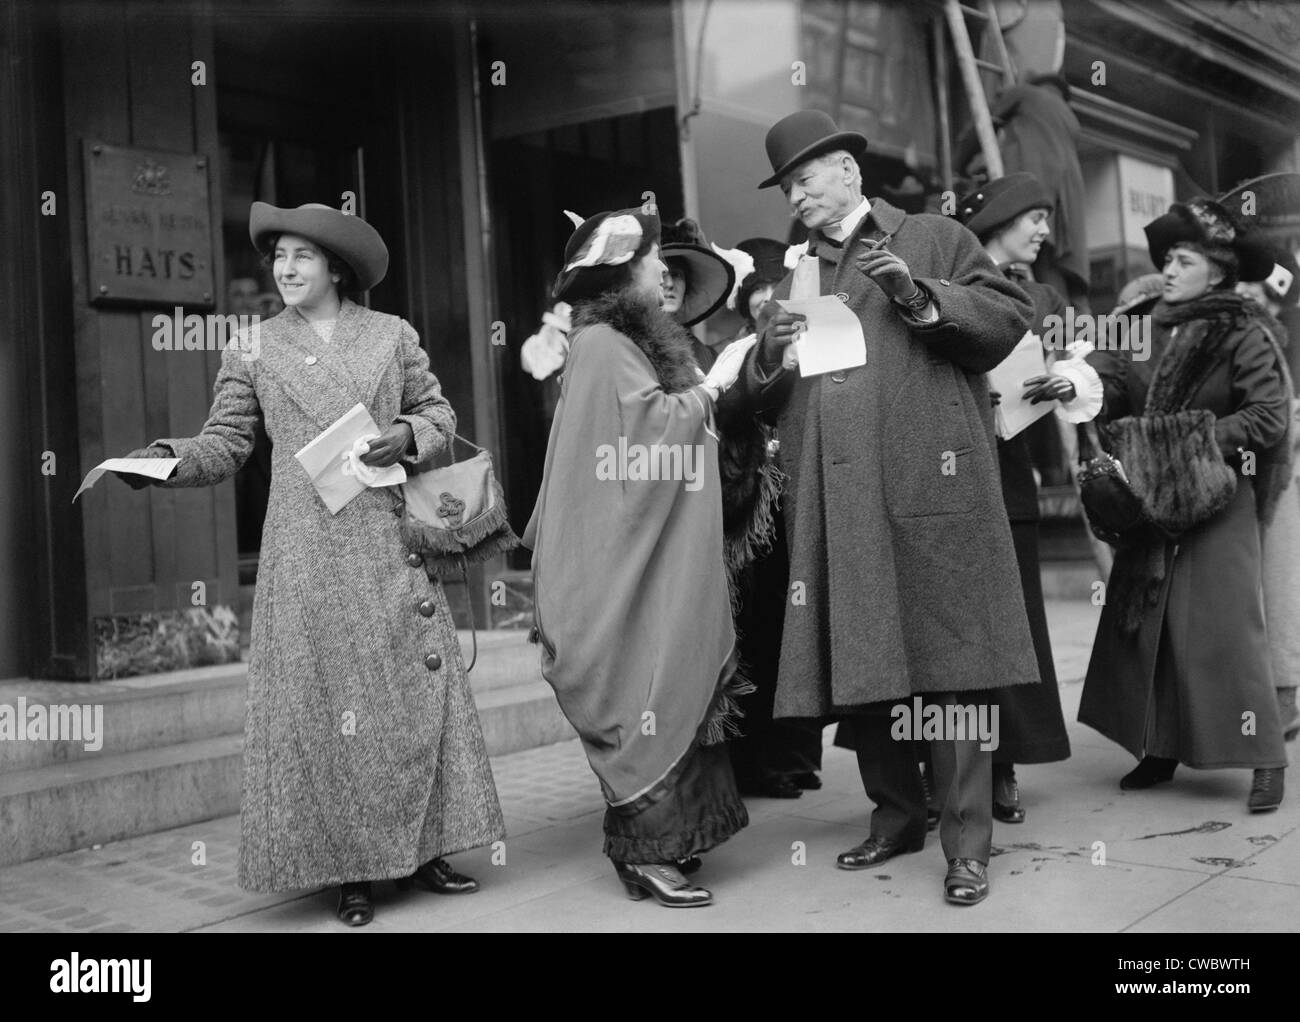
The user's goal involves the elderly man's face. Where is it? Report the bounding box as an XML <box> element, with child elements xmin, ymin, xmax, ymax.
<box><xmin>781</xmin><ymin>154</ymin><xmax>857</xmax><ymax>231</ymax></box>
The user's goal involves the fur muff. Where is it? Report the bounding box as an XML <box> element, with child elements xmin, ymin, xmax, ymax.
<box><xmin>1108</xmin><ymin>410</ymin><xmax>1236</xmax><ymax>535</ymax></box>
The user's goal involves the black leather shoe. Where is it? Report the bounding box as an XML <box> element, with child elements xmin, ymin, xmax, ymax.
<box><xmin>740</xmin><ymin>775</ymin><xmax>803</xmax><ymax>799</ymax></box>
<box><xmin>677</xmin><ymin>855</ymin><xmax>703</xmax><ymax>876</ymax></box>
<box><xmin>614</xmin><ymin>862</ymin><xmax>712</xmax><ymax>907</ymax></box>
<box><xmin>1248</xmin><ymin>768</ymin><xmax>1284</xmax><ymax>812</ymax></box>
<box><xmin>792</xmin><ymin>772</ymin><xmax>822</xmax><ymax>790</ymax></box>
<box><xmin>993</xmin><ymin>763</ymin><xmax>1026</xmax><ymax>823</ymax></box>
<box><xmin>396</xmin><ymin>857</ymin><xmax>480</xmax><ymax>895</ymax></box>
<box><xmin>836</xmin><ymin>834</ymin><xmax>922</xmax><ymax>870</ymax></box>
<box><xmin>337</xmin><ymin>881</ymin><xmax>374</xmax><ymax>927</ymax></box>
<box><xmin>944</xmin><ymin>858</ymin><xmax>989</xmax><ymax>905</ymax></box>
<box><xmin>1120</xmin><ymin>756</ymin><xmax>1178</xmax><ymax>790</ymax></box>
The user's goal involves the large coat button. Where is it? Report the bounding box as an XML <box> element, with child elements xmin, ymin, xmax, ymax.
<box><xmin>424</xmin><ymin>652</ymin><xmax>442</xmax><ymax>670</ymax></box>
<box><xmin>835</xmin><ymin>292</ymin><xmax>850</xmax><ymax>302</ymax></box>
<box><xmin>305</xmin><ymin>355</ymin><xmax>318</xmax><ymax>365</ymax></box>
<box><xmin>417</xmin><ymin>599</ymin><xmax>435</xmax><ymax>617</ymax></box>
<box><xmin>830</xmin><ymin>371</ymin><xmax>847</xmax><ymax>383</ymax></box>
<box><xmin>405</xmin><ymin>552</ymin><xmax>424</xmax><ymax>568</ymax></box>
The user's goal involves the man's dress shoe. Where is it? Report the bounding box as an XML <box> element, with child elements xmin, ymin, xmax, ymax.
<box><xmin>792</xmin><ymin>772</ymin><xmax>822</xmax><ymax>790</ymax></box>
<box><xmin>835</xmin><ymin>834</ymin><xmax>921</xmax><ymax>870</ymax></box>
<box><xmin>944</xmin><ymin>858</ymin><xmax>989</xmax><ymax>905</ymax></box>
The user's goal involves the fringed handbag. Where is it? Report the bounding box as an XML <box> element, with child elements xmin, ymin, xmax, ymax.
<box><xmin>399</xmin><ymin>434</ymin><xmax>521</xmax><ymax>668</ymax></box>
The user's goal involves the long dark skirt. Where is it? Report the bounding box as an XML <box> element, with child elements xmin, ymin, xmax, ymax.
<box><xmin>603</xmin><ymin>740</ymin><xmax>749</xmax><ymax>864</ymax></box>
<box><xmin>730</xmin><ymin>513</ymin><xmax>824</xmax><ymax>785</ymax></box>
<box><xmin>988</xmin><ymin>521</ymin><xmax>1071</xmax><ymax>764</ymax></box>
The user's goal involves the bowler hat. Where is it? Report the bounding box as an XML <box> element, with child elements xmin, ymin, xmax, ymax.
<box><xmin>758</xmin><ymin>110</ymin><xmax>868</xmax><ymax>189</ymax></box>
<box><xmin>955</xmin><ymin>173</ymin><xmax>1052</xmax><ymax>242</ymax></box>
<box><xmin>1144</xmin><ymin>198</ymin><xmax>1273</xmax><ymax>283</ymax></box>
<box><xmin>660</xmin><ymin>219</ymin><xmax>734</xmax><ymax>326</ymax></box>
<box><xmin>249</xmin><ymin>202</ymin><xmax>389</xmax><ymax>291</ymax></box>
<box><xmin>552</xmin><ymin>207</ymin><xmax>661</xmax><ymax>302</ymax></box>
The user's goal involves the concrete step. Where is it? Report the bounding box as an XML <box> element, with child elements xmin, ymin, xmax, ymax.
<box><xmin>0</xmin><ymin>734</ymin><xmax>242</xmax><ymax>867</ymax></box>
<box><xmin>476</xmin><ymin>680</ymin><xmax>575</xmax><ymax>757</ymax></box>
<box><xmin>0</xmin><ymin>634</ymin><xmax>569</xmax><ymax>867</ymax></box>
<box><xmin>0</xmin><ymin>664</ymin><xmax>247</xmax><ymax>773</ymax></box>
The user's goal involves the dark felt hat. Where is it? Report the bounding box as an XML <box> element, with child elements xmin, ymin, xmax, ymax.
<box><xmin>955</xmin><ymin>173</ymin><xmax>1052</xmax><ymax>242</ymax></box>
<box><xmin>758</xmin><ymin>110</ymin><xmax>868</xmax><ymax>189</ymax></box>
<box><xmin>660</xmin><ymin>219</ymin><xmax>734</xmax><ymax>326</ymax></box>
<box><xmin>1144</xmin><ymin>198</ymin><xmax>1273</xmax><ymax>282</ymax></box>
<box><xmin>249</xmin><ymin>202</ymin><xmax>389</xmax><ymax>291</ymax></box>
<box><xmin>552</xmin><ymin>207</ymin><xmax>661</xmax><ymax>302</ymax></box>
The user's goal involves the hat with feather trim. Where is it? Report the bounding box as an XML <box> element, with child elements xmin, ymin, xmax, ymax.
<box><xmin>552</xmin><ymin>207</ymin><xmax>661</xmax><ymax>302</ymax></box>
<box><xmin>1144</xmin><ymin>197</ymin><xmax>1274</xmax><ymax>283</ymax></box>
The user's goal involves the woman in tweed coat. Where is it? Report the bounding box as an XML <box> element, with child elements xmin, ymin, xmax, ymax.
<box><xmin>116</xmin><ymin>203</ymin><xmax>505</xmax><ymax>926</ymax></box>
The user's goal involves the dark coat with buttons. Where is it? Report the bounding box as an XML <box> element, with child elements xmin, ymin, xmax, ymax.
<box><xmin>154</xmin><ymin>299</ymin><xmax>505</xmax><ymax>891</ymax></box>
<box><xmin>729</xmin><ymin>198</ymin><xmax>1040</xmax><ymax>717</ymax></box>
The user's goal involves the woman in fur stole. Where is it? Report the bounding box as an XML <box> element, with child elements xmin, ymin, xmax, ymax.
<box><xmin>523</xmin><ymin>207</ymin><xmax>756</xmax><ymax>908</ymax></box>
<box><xmin>1080</xmin><ymin>198</ymin><xmax>1292</xmax><ymax>812</ymax></box>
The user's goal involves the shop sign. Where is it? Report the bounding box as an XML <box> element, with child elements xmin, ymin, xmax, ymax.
<box><xmin>83</xmin><ymin>141</ymin><xmax>215</xmax><ymax>308</ymax></box>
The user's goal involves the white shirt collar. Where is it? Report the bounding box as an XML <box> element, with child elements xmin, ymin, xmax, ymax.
<box><xmin>825</xmin><ymin>198</ymin><xmax>871</xmax><ymax>242</ymax></box>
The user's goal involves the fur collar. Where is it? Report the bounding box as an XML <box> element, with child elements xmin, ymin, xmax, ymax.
<box><xmin>1147</xmin><ymin>293</ymin><xmax>1277</xmax><ymax>414</ymax></box>
<box><xmin>570</xmin><ymin>290</ymin><xmax>702</xmax><ymax>394</ymax></box>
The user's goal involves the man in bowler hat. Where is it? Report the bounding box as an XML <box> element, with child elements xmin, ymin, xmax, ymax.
<box><xmin>729</xmin><ymin>110</ymin><xmax>1039</xmax><ymax>904</ymax></box>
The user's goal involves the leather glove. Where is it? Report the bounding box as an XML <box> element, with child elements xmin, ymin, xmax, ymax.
<box><xmin>1021</xmin><ymin>374</ymin><xmax>1076</xmax><ymax>405</ymax></box>
<box><xmin>114</xmin><ymin>446</ymin><xmax>170</xmax><ymax>490</ymax></box>
<box><xmin>854</xmin><ymin>248</ymin><xmax>921</xmax><ymax>303</ymax></box>
<box><xmin>754</xmin><ymin>299</ymin><xmax>806</xmax><ymax>367</ymax></box>
<box><xmin>703</xmin><ymin>335</ymin><xmax>758</xmax><ymax>394</ymax></box>
<box><xmin>359</xmin><ymin>422</ymin><xmax>415</xmax><ymax>467</ymax></box>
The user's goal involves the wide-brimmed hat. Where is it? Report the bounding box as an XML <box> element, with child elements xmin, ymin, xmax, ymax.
<box><xmin>249</xmin><ymin>202</ymin><xmax>389</xmax><ymax>291</ymax></box>
<box><xmin>552</xmin><ymin>207</ymin><xmax>661</xmax><ymax>302</ymax></box>
<box><xmin>1145</xmin><ymin>197</ymin><xmax>1273</xmax><ymax>282</ymax></box>
<box><xmin>660</xmin><ymin>219</ymin><xmax>734</xmax><ymax>326</ymax></box>
<box><xmin>955</xmin><ymin>173</ymin><xmax>1052</xmax><ymax>241</ymax></box>
<box><xmin>758</xmin><ymin>110</ymin><xmax>868</xmax><ymax>189</ymax></box>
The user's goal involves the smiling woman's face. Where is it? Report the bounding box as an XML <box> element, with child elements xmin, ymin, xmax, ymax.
<box><xmin>994</xmin><ymin>208</ymin><xmax>1051</xmax><ymax>265</ymax></box>
<box><xmin>273</xmin><ymin>233</ymin><xmax>339</xmax><ymax>313</ymax></box>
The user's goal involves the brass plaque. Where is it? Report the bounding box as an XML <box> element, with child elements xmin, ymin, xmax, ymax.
<box><xmin>84</xmin><ymin>141</ymin><xmax>215</xmax><ymax>308</ymax></box>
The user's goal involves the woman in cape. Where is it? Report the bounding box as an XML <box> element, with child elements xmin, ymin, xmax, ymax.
<box><xmin>954</xmin><ymin>173</ymin><xmax>1100</xmax><ymax>822</ymax></box>
<box><xmin>114</xmin><ymin>202</ymin><xmax>505</xmax><ymax>926</ymax></box>
<box><xmin>524</xmin><ymin>206</ymin><xmax>754</xmax><ymax>908</ymax></box>
<box><xmin>1080</xmin><ymin>197</ymin><xmax>1291</xmax><ymax>811</ymax></box>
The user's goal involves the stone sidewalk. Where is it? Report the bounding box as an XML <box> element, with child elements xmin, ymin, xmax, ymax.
<box><xmin>0</xmin><ymin>599</ymin><xmax>1296</xmax><ymax>933</ymax></box>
